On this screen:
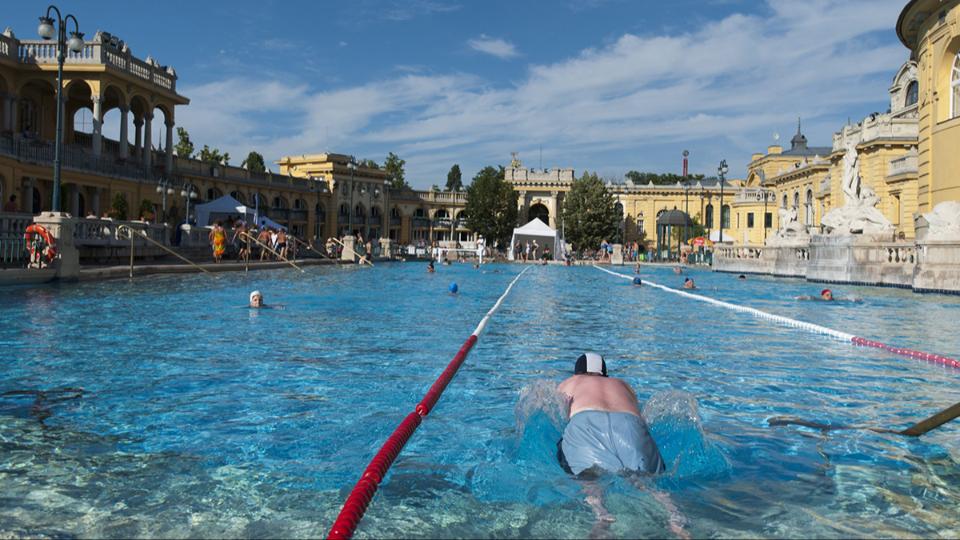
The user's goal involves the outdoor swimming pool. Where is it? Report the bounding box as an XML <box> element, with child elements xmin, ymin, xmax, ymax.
<box><xmin>1</xmin><ymin>263</ymin><xmax>959</xmax><ymax>538</ymax></box>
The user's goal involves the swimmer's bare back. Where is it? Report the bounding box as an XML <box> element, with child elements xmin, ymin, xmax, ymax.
<box><xmin>557</xmin><ymin>375</ymin><xmax>641</xmax><ymax>418</ymax></box>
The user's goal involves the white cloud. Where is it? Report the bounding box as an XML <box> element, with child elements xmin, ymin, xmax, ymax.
<box><xmin>467</xmin><ymin>35</ymin><xmax>519</xmax><ymax>59</ymax></box>
<box><xmin>176</xmin><ymin>0</ymin><xmax>908</xmax><ymax>185</ymax></box>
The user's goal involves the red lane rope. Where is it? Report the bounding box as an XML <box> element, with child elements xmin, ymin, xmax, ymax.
<box><xmin>328</xmin><ymin>267</ymin><xmax>529</xmax><ymax>540</ymax></box>
<box><xmin>851</xmin><ymin>336</ymin><xmax>960</xmax><ymax>369</ymax></box>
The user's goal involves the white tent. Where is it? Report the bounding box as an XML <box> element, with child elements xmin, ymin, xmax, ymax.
<box><xmin>509</xmin><ymin>218</ymin><xmax>563</xmax><ymax>261</ymax></box>
<box><xmin>194</xmin><ymin>194</ymin><xmax>255</xmax><ymax>226</ymax></box>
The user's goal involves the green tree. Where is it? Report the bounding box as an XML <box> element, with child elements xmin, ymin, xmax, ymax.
<box><xmin>138</xmin><ymin>199</ymin><xmax>155</xmax><ymax>220</ymax></box>
<box><xmin>561</xmin><ymin>171</ymin><xmax>621</xmax><ymax>252</ymax></box>
<box><xmin>384</xmin><ymin>152</ymin><xmax>408</xmax><ymax>189</ymax></box>
<box><xmin>465</xmin><ymin>165</ymin><xmax>517</xmax><ymax>249</ymax></box>
<box><xmin>358</xmin><ymin>158</ymin><xmax>380</xmax><ymax>169</ymax></box>
<box><xmin>445</xmin><ymin>164</ymin><xmax>463</xmax><ymax>191</ymax></box>
<box><xmin>241</xmin><ymin>151</ymin><xmax>266</xmax><ymax>173</ymax></box>
<box><xmin>199</xmin><ymin>145</ymin><xmax>230</xmax><ymax>166</ymax></box>
<box><xmin>110</xmin><ymin>193</ymin><xmax>128</xmax><ymax>220</ymax></box>
<box><xmin>174</xmin><ymin>127</ymin><xmax>194</xmax><ymax>159</ymax></box>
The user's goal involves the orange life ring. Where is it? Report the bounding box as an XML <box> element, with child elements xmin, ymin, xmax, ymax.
<box><xmin>24</xmin><ymin>224</ymin><xmax>58</xmax><ymax>264</ymax></box>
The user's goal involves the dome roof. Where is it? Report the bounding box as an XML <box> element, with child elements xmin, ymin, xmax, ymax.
<box><xmin>657</xmin><ymin>209</ymin><xmax>692</xmax><ymax>227</ymax></box>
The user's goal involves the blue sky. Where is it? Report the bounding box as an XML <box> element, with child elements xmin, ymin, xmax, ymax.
<box><xmin>8</xmin><ymin>0</ymin><xmax>910</xmax><ymax>187</ymax></box>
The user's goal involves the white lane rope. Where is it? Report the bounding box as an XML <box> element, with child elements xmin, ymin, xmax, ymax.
<box><xmin>593</xmin><ymin>265</ymin><xmax>854</xmax><ymax>341</ymax></box>
<box><xmin>473</xmin><ymin>266</ymin><xmax>531</xmax><ymax>336</ymax></box>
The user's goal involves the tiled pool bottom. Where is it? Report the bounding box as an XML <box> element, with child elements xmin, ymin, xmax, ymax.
<box><xmin>1</xmin><ymin>263</ymin><xmax>959</xmax><ymax>538</ymax></box>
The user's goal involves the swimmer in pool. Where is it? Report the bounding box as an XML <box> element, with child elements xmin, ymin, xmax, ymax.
<box><xmin>556</xmin><ymin>353</ymin><xmax>664</xmax><ymax>477</ymax></box>
<box><xmin>738</xmin><ymin>274</ymin><xmax>746</xmax><ymax>280</ymax></box>
<box><xmin>556</xmin><ymin>353</ymin><xmax>686</xmax><ymax>538</ymax></box>
<box><xmin>795</xmin><ymin>288</ymin><xmax>861</xmax><ymax>302</ymax></box>
<box><xmin>683</xmin><ymin>277</ymin><xmax>696</xmax><ymax>289</ymax></box>
<box><xmin>673</xmin><ymin>266</ymin><xmax>683</xmax><ymax>275</ymax></box>
<box><xmin>427</xmin><ymin>261</ymin><xmax>435</xmax><ymax>273</ymax></box>
<box><xmin>249</xmin><ymin>290</ymin><xmax>264</xmax><ymax>308</ymax></box>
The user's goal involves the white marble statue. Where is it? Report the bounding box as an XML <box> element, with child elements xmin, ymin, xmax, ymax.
<box><xmin>820</xmin><ymin>139</ymin><xmax>894</xmax><ymax>236</ymax></box>
<box><xmin>919</xmin><ymin>201</ymin><xmax>960</xmax><ymax>241</ymax></box>
<box><xmin>768</xmin><ymin>205</ymin><xmax>809</xmax><ymax>245</ymax></box>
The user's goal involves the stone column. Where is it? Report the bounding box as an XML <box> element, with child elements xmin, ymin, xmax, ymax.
<box><xmin>133</xmin><ymin>116</ymin><xmax>143</xmax><ymax>162</ymax></box>
<box><xmin>2</xmin><ymin>94</ymin><xmax>11</xmax><ymax>131</ymax></box>
<box><xmin>379</xmin><ymin>238</ymin><xmax>393</xmax><ymax>259</ymax></box>
<box><xmin>22</xmin><ymin>177</ymin><xmax>34</xmax><ymax>213</ymax></box>
<box><xmin>92</xmin><ymin>187</ymin><xmax>101</xmax><ymax>216</ymax></box>
<box><xmin>341</xmin><ymin>235</ymin><xmax>356</xmax><ymax>262</ymax></box>
<box><xmin>119</xmin><ymin>107</ymin><xmax>129</xmax><ymax>159</ymax></box>
<box><xmin>70</xmin><ymin>185</ymin><xmax>80</xmax><ymax>217</ymax></box>
<box><xmin>91</xmin><ymin>95</ymin><xmax>103</xmax><ymax>157</ymax></box>
<box><xmin>32</xmin><ymin>212</ymin><xmax>79</xmax><ymax>280</ymax></box>
<box><xmin>143</xmin><ymin>113</ymin><xmax>153</xmax><ymax>170</ymax></box>
<box><xmin>9</xmin><ymin>96</ymin><xmax>18</xmax><ymax>135</ymax></box>
<box><xmin>164</xmin><ymin>118</ymin><xmax>174</xmax><ymax>173</ymax></box>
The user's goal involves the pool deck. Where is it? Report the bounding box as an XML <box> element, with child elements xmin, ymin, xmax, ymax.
<box><xmin>78</xmin><ymin>257</ymin><xmax>354</xmax><ymax>281</ymax></box>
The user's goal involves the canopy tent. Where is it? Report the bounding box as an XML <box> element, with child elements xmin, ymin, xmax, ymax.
<box><xmin>255</xmin><ymin>215</ymin><xmax>287</xmax><ymax>232</ymax></box>
<box><xmin>508</xmin><ymin>218</ymin><xmax>564</xmax><ymax>261</ymax></box>
<box><xmin>193</xmin><ymin>194</ymin><xmax>255</xmax><ymax>227</ymax></box>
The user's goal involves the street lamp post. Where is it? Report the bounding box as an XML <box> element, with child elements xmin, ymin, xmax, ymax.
<box><xmin>348</xmin><ymin>161</ymin><xmax>358</xmax><ymax>236</ymax></box>
<box><xmin>155</xmin><ymin>179</ymin><xmax>175</xmax><ymax>222</ymax></box>
<box><xmin>180</xmin><ymin>183</ymin><xmax>198</xmax><ymax>225</ymax></box>
<box><xmin>38</xmin><ymin>5</ymin><xmax>84</xmax><ymax>213</ymax></box>
<box><xmin>682</xmin><ymin>150</ymin><xmax>690</xmax><ymax>216</ymax></box>
<box><xmin>717</xmin><ymin>159</ymin><xmax>728</xmax><ymax>244</ymax></box>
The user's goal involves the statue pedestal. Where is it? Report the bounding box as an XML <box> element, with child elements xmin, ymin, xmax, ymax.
<box><xmin>808</xmin><ymin>234</ymin><xmax>914</xmax><ymax>286</ymax></box>
<box><xmin>379</xmin><ymin>238</ymin><xmax>393</xmax><ymax>259</ymax></box>
<box><xmin>33</xmin><ymin>212</ymin><xmax>79</xmax><ymax>281</ymax></box>
<box><xmin>914</xmin><ymin>240</ymin><xmax>960</xmax><ymax>293</ymax></box>
<box><xmin>341</xmin><ymin>235</ymin><xmax>357</xmax><ymax>262</ymax></box>
<box><xmin>611</xmin><ymin>244</ymin><xmax>623</xmax><ymax>265</ymax></box>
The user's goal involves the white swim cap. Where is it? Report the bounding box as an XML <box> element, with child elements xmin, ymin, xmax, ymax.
<box><xmin>250</xmin><ymin>290</ymin><xmax>262</xmax><ymax>302</ymax></box>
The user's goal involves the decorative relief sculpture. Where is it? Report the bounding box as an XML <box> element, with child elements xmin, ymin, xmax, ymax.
<box><xmin>768</xmin><ymin>205</ymin><xmax>809</xmax><ymax>245</ymax></box>
<box><xmin>820</xmin><ymin>139</ymin><xmax>894</xmax><ymax>236</ymax></box>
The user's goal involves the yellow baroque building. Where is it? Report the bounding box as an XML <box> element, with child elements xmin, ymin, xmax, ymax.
<box><xmin>898</xmin><ymin>0</ymin><xmax>960</xmax><ymax>211</ymax></box>
<box><xmin>742</xmin><ymin>60</ymin><xmax>921</xmax><ymax>243</ymax></box>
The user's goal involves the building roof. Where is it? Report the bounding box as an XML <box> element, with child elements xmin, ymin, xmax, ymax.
<box><xmin>657</xmin><ymin>209</ymin><xmax>693</xmax><ymax>227</ymax></box>
<box><xmin>779</xmin><ymin>119</ymin><xmax>831</xmax><ymax>157</ymax></box>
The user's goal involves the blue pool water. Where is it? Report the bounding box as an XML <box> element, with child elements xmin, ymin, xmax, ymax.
<box><xmin>1</xmin><ymin>263</ymin><xmax>959</xmax><ymax>538</ymax></box>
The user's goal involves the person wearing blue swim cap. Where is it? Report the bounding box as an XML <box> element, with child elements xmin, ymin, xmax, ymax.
<box><xmin>449</xmin><ymin>282</ymin><xmax>458</xmax><ymax>294</ymax></box>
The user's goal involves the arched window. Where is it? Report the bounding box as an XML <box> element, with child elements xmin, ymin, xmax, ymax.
<box><xmin>315</xmin><ymin>203</ymin><xmax>326</xmax><ymax>218</ymax></box>
<box><xmin>805</xmin><ymin>189</ymin><xmax>814</xmax><ymax>225</ymax></box>
<box><xmin>370</xmin><ymin>206</ymin><xmax>381</xmax><ymax>217</ymax></box>
<box><xmin>953</xmin><ymin>52</ymin><xmax>960</xmax><ymax>119</ymax></box>
<box><xmin>414</xmin><ymin>208</ymin><xmax>426</xmax><ymax>218</ymax></box>
<box><xmin>339</xmin><ymin>203</ymin><xmax>349</xmax><ymax>216</ymax></box>
<box><xmin>721</xmin><ymin>205</ymin><xmax>730</xmax><ymax>228</ymax></box>
<box><xmin>207</xmin><ymin>187</ymin><xmax>223</xmax><ymax>201</ymax></box>
<box><xmin>793</xmin><ymin>192</ymin><xmax>800</xmax><ymax>209</ymax></box>
<box><xmin>435</xmin><ymin>209</ymin><xmax>449</xmax><ymax>219</ymax></box>
<box><xmin>293</xmin><ymin>198</ymin><xmax>306</xmax><ymax>210</ymax></box>
<box><xmin>704</xmin><ymin>205</ymin><xmax>714</xmax><ymax>228</ymax></box>
<box><xmin>390</xmin><ymin>207</ymin><xmax>400</xmax><ymax>218</ymax></box>
<box><xmin>354</xmin><ymin>204</ymin><xmax>365</xmax><ymax>217</ymax></box>
<box><xmin>230</xmin><ymin>191</ymin><xmax>245</xmax><ymax>205</ymax></box>
<box><xmin>782</xmin><ymin>194</ymin><xmax>788</xmax><ymax>208</ymax></box>
<box><xmin>905</xmin><ymin>80</ymin><xmax>919</xmax><ymax>108</ymax></box>
<box><xmin>272</xmin><ymin>196</ymin><xmax>287</xmax><ymax>209</ymax></box>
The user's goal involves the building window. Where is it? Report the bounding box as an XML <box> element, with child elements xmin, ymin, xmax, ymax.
<box><xmin>764</xmin><ymin>212</ymin><xmax>773</xmax><ymax>228</ymax></box>
<box><xmin>747</xmin><ymin>212</ymin><xmax>755</xmax><ymax>228</ymax></box>
<box><xmin>721</xmin><ymin>205</ymin><xmax>730</xmax><ymax>228</ymax></box>
<box><xmin>953</xmin><ymin>52</ymin><xmax>960</xmax><ymax>119</ymax></box>
<box><xmin>705</xmin><ymin>204</ymin><xmax>714</xmax><ymax>228</ymax></box>
<box><xmin>805</xmin><ymin>189</ymin><xmax>814</xmax><ymax>225</ymax></box>
<box><xmin>905</xmin><ymin>80</ymin><xmax>919</xmax><ymax>108</ymax></box>
<box><xmin>782</xmin><ymin>194</ymin><xmax>787</xmax><ymax>208</ymax></box>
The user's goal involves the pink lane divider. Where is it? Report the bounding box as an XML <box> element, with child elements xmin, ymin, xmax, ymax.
<box><xmin>328</xmin><ymin>267</ymin><xmax>530</xmax><ymax>540</ymax></box>
<box><xmin>851</xmin><ymin>336</ymin><xmax>960</xmax><ymax>368</ymax></box>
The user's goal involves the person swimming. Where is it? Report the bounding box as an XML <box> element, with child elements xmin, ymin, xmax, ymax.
<box><xmin>794</xmin><ymin>288</ymin><xmax>861</xmax><ymax>302</ymax></box>
<box><xmin>683</xmin><ymin>277</ymin><xmax>696</xmax><ymax>290</ymax></box>
<box><xmin>427</xmin><ymin>261</ymin><xmax>435</xmax><ymax>273</ymax></box>
<box><xmin>738</xmin><ymin>274</ymin><xmax>746</xmax><ymax>280</ymax></box>
<box><xmin>556</xmin><ymin>353</ymin><xmax>664</xmax><ymax>477</ymax></box>
<box><xmin>250</xmin><ymin>290</ymin><xmax>264</xmax><ymax>308</ymax></box>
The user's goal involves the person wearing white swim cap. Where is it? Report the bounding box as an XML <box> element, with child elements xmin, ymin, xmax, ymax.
<box><xmin>249</xmin><ymin>290</ymin><xmax>264</xmax><ymax>308</ymax></box>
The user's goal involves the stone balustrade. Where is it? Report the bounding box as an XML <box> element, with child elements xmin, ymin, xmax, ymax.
<box><xmin>888</xmin><ymin>153</ymin><xmax>919</xmax><ymax>177</ymax></box>
<box><xmin>16</xmin><ymin>38</ymin><xmax>176</xmax><ymax>92</ymax></box>
<box><xmin>421</xmin><ymin>191</ymin><xmax>467</xmax><ymax>203</ymax></box>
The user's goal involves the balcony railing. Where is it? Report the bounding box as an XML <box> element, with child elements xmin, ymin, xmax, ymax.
<box><xmin>0</xmin><ymin>133</ymin><xmax>159</xmax><ymax>183</ymax></box>
<box><xmin>420</xmin><ymin>191</ymin><xmax>467</xmax><ymax>204</ymax></box>
<box><xmin>389</xmin><ymin>217</ymin><xmax>401</xmax><ymax>226</ymax></box>
<box><xmin>289</xmin><ymin>209</ymin><xmax>308</xmax><ymax>222</ymax></box>
<box><xmin>412</xmin><ymin>217</ymin><xmax>431</xmax><ymax>228</ymax></box>
<box><xmin>888</xmin><ymin>153</ymin><xmax>919</xmax><ymax>178</ymax></box>
<box><xmin>17</xmin><ymin>36</ymin><xmax>177</xmax><ymax>92</ymax></box>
